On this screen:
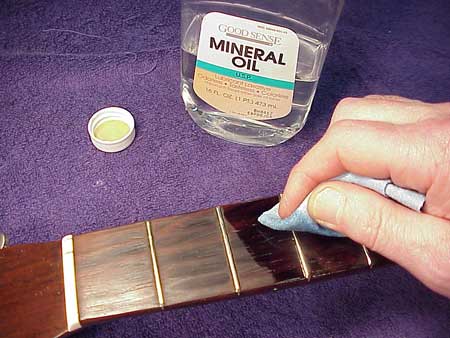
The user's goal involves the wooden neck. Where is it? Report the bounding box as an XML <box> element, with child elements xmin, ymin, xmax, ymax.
<box><xmin>0</xmin><ymin>196</ymin><xmax>389</xmax><ymax>337</ymax></box>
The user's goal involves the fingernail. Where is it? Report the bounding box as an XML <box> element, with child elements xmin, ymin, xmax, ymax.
<box><xmin>309</xmin><ymin>187</ymin><xmax>346</xmax><ymax>228</ymax></box>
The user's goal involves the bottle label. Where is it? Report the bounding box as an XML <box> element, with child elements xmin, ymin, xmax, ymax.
<box><xmin>193</xmin><ymin>12</ymin><xmax>299</xmax><ymax>120</ymax></box>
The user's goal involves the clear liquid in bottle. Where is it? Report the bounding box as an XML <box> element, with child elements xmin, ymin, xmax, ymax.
<box><xmin>181</xmin><ymin>1</ymin><xmax>343</xmax><ymax>146</ymax></box>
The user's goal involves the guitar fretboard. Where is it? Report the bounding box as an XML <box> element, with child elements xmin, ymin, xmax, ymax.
<box><xmin>73</xmin><ymin>196</ymin><xmax>388</xmax><ymax>326</ymax></box>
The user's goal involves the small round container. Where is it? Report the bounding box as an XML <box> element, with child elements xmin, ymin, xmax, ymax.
<box><xmin>88</xmin><ymin>107</ymin><xmax>135</xmax><ymax>153</ymax></box>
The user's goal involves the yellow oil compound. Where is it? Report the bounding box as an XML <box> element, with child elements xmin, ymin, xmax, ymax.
<box><xmin>94</xmin><ymin>119</ymin><xmax>130</xmax><ymax>142</ymax></box>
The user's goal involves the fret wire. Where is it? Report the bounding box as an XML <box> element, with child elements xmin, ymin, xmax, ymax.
<box><xmin>362</xmin><ymin>245</ymin><xmax>373</xmax><ymax>268</ymax></box>
<box><xmin>276</xmin><ymin>194</ymin><xmax>312</xmax><ymax>280</ymax></box>
<box><xmin>292</xmin><ymin>231</ymin><xmax>311</xmax><ymax>281</ymax></box>
<box><xmin>276</xmin><ymin>194</ymin><xmax>311</xmax><ymax>280</ymax></box>
<box><xmin>145</xmin><ymin>221</ymin><xmax>165</xmax><ymax>308</ymax></box>
<box><xmin>215</xmin><ymin>206</ymin><xmax>241</xmax><ymax>294</ymax></box>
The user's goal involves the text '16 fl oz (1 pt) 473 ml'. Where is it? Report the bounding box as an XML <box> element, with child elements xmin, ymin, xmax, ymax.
<box><xmin>181</xmin><ymin>0</ymin><xmax>344</xmax><ymax>146</ymax></box>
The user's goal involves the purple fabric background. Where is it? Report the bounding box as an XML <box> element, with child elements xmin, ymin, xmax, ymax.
<box><xmin>1</xmin><ymin>0</ymin><xmax>449</xmax><ymax>337</ymax></box>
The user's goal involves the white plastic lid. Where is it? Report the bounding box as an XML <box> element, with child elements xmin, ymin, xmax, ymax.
<box><xmin>88</xmin><ymin>107</ymin><xmax>136</xmax><ymax>153</ymax></box>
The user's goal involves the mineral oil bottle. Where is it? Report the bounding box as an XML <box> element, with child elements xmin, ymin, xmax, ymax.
<box><xmin>181</xmin><ymin>0</ymin><xmax>344</xmax><ymax>146</ymax></box>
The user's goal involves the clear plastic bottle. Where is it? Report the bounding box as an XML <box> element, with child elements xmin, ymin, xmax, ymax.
<box><xmin>181</xmin><ymin>0</ymin><xmax>344</xmax><ymax>146</ymax></box>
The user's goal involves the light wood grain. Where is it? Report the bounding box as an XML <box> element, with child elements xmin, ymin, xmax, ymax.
<box><xmin>74</xmin><ymin>222</ymin><xmax>158</xmax><ymax>324</ymax></box>
<box><xmin>151</xmin><ymin>208</ymin><xmax>235</xmax><ymax>306</ymax></box>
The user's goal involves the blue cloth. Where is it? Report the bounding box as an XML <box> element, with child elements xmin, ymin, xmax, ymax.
<box><xmin>258</xmin><ymin>173</ymin><xmax>426</xmax><ymax>236</ymax></box>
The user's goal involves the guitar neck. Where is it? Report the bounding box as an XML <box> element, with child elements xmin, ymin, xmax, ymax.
<box><xmin>0</xmin><ymin>196</ymin><xmax>388</xmax><ymax>338</ymax></box>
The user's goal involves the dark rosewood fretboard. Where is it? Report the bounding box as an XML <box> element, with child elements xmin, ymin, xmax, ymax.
<box><xmin>0</xmin><ymin>196</ymin><xmax>389</xmax><ymax>338</ymax></box>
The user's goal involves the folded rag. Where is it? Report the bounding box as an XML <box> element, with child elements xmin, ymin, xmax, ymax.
<box><xmin>258</xmin><ymin>173</ymin><xmax>426</xmax><ymax>237</ymax></box>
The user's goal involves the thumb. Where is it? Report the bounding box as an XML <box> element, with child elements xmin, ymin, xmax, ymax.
<box><xmin>307</xmin><ymin>181</ymin><xmax>450</xmax><ymax>297</ymax></box>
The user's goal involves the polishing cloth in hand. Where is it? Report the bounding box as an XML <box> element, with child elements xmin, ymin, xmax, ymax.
<box><xmin>258</xmin><ymin>173</ymin><xmax>426</xmax><ymax>237</ymax></box>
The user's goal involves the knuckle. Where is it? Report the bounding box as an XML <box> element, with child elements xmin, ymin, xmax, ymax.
<box><xmin>363</xmin><ymin>94</ymin><xmax>383</xmax><ymax>99</ymax></box>
<box><xmin>433</xmin><ymin>227</ymin><xmax>450</xmax><ymax>274</ymax></box>
<box><xmin>328</xmin><ymin>119</ymin><xmax>357</xmax><ymax>140</ymax></box>
<box><xmin>334</xmin><ymin>193</ymin><xmax>371</xmax><ymax>235</ymax></box>
<box><xmin>333</xmin><ymin>191</ymin><xmax>350</xmax><ymax>227</ymax></box>
<box><xmin>288</xmin><ymin>161</ymin><xmax>303</xmax><ymax>177</ymax></box>
<box><xmin>336</xmin><ymin>97</ymin><xmax>358</xmax><ymax>109</ymax></box>
<box><xmin>333</xmin><ymin>97</ymin><xmax>359</xmax><ymax>120</ymax></box>
<box><xmin>288</xmin><ymin>164</ymin><xmax>316</xmax><ymax>186</ymax></box>
<box><xmin>366</xmin><ymin>204</ymin><xmax>388</xmax><ymax>251</ymax></box>
<box><xmin>361</xmin><ymin>200</ymin><xmax>391</xmax><ymax>251</ymax></box>
<box><xmin>423</xmin><ymin>230</ymin><xmax>450</xmax><ymax>294</ymax></box>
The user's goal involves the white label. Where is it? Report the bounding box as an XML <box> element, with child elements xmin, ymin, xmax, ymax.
<box><xmin>193</xmin><ymin>12</ymin><xmax>299</xmax><ymax>120</ymax></box>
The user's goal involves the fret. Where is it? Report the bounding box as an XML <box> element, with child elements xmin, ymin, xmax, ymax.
<box><xmin>145</xmin><ymin>221</ymin><xmax>165</xmax><ymax>307</ymax></box>
<box><xmin>215</xmin><ymin>206</ymin><xmax>241</xmax><ymax>294</ymax></box>
<box><xmin>293</xmin><ymin>232</ymin><xmax>369</xmax><ymax>279</ymax></box>
<box><xmin>221</xmin><ymin>197</ymin><xmax>306</xmax><ymax>293</ymax></box>
<box><xmin>362</xmin><ymin>245</ymin><xmax>373</xmax><ymax>267</ymax></box>
<box><xmin>73</xmin><ymin>222</ymin><xmax>158</xmax><ymax>324</ymax></box>
<box><xmin>292</xmin><ymin>231</ymin><xmax>311</xmax><ymax>280</ymax></box>
<box><xmin>62</xmin><ymin>235</ymin><xmax>81</xmax><ymax>331</ymax></box>
<box><xmin>365</xmin><ymin>248</ymin><xmax>390</xmax><ymax>267</ymax></box>
<box><xmin>151</xmin><ymin>208</ymin><xmax>235</xmax><ymax>306</ymax></box>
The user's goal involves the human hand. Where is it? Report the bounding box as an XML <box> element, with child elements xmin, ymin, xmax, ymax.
<box><xmin>279</xmin><ymin>95</ymin><xmax>450</xmax><ymax>298</ymax></box>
